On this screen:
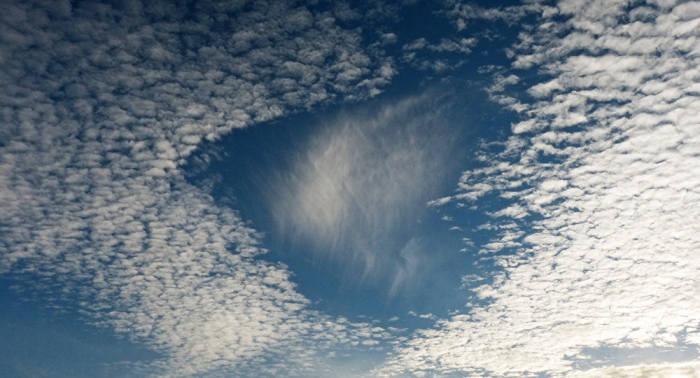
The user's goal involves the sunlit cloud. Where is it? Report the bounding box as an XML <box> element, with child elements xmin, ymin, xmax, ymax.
<box><xmin>570</xmin><ymin>361</ymin><xmax>700</xmax><ymax>378</ymax></box>
<box><xmin>0</xmin><ymin>0</ymin><xmax>395</xmax><ymax>376</ymax></box>
<box><xmin>3</xmin><ymin>0</ymin><xmax>699</xmax><ymax>376</ymax></box>
<box><xmin>268</xmin><ymin>91</ymin><xmax>461</xmax><ymax>294</ymax></box>
<box><xmin>379</xmin><ymin>0</ymin><xmax>700</xmax><ymax>377</ymax></box>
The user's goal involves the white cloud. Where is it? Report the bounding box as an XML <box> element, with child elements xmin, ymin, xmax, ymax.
<box><xmin>428</xmin><ymin>38</ymin><xmax>477</xmax><ymax>53</ymax></box>
<box><xmin>0</xmin><ymin>0</ymin><xmax>397</xmax><ymax>376</ymax></box>
<box><xmin>444</xmin><ymin>1</ymin><xmax>553</xmax><ymax>30</ymax></box>
<box><xmin>379</xmin><ymin>0</ymin><xmax>700</xmax><ymax>377</ymax></box>
<box><xmin>400</xmin><ymin>31</ymin><xmax>478</xmax><ymax>73</ymax></box>
<box><xmin>267</xmin><ymin>91</ymin><xmax>461</xmax><ymax>295</ymax></box>
<box><xmin>403</xmin><ymin>38</ymin><xmax>428</xmax><ymax>51</ymax></box>
<box><xmin>380</xmin><ymin>32</ymin><xmax>398</xmax><ymax>45</ymax></box>
<box><xmin>569</xmin><ymin>361</ymin><xmax>700</xmax><ymax>378</ymax></box>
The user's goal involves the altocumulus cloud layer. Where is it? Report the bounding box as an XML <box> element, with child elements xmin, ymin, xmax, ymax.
<box><xmin>4</xmin><ymin>0</ymin><xmax>700</xmax><ymax>377</ymax></box>
<box><xmin>0</xmin><ymin>0</ymin><xmax>394</xmax><ymax>376</ymax></box>
<box><xmin>379</xmin><ymin>0</ymin><xmax>700</xmax><ymax>377</ymax></box>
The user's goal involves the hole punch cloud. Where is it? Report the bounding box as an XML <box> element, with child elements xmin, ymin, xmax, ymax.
<box><xmin>268</xmin><ymin>91</ymin><xmax>462</xmax><ymax>294</ymax></box>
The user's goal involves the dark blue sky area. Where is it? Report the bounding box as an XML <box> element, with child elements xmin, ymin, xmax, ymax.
<box><xmin>185</xmin><ymin>84</ymin><xmax>518</xmax><ymax>324</ymax></box>
<box><xmin>0</xmin><ymin>279</ymin><xmax>160</xmax><ymax>378</ymax></box>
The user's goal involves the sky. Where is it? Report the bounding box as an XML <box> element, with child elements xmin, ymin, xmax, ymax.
<box><xmin>1</xmin><ymin>0</ymin><xmax>700</xmax><ymax>377</ymax></box>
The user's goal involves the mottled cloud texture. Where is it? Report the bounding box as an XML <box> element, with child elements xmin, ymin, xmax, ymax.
<box><xmin>379</xmin><ymin>0</ymin><xmax>700</xmax><ymax>377</ymax></box>
<box><xmin>0</xmin><ymin>0</ymin><xmax>393</xmax><ymax>376</ymax></box>
<box><xmin>4</xmin><ymin>0</ymin><xmax>700</xmax><ymax>377</ymax></box>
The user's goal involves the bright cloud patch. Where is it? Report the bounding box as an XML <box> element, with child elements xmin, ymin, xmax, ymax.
<box><xmin>0</xmin><ymin>0</ymin><xmax>393</xmax><ymax>376</ymax></box>
<box><xmin>3</xmin><ymin>0</ymin><xmax>700</xmax><ymax>376</ymax></box>
<box><xmin>268</xmin><ymin>92</ymin><xmax>460</xmax><ymax>295</ymax></box>
<box><xmin>379</xmin><ymin>0</ymin><xmax>700</xmax><ymax>377</ymax></box>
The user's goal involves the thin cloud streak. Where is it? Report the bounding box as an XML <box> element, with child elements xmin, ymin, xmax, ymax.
<box><xmin>268</xmin><ymin>91</ymin><xmax>461</xmax><ymax>294</ymax></box>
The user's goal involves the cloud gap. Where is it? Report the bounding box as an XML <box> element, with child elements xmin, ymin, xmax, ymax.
<box><xmin>266</xmin><ymin>90</ymin><xmax>465</xmax><ymax>296</ymax></box>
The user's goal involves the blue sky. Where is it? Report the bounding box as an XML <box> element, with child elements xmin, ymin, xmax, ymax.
<box><xmin>2</xmin><ymin>0</ymin><xmax>700</xmax><ymax>377</ymax></box>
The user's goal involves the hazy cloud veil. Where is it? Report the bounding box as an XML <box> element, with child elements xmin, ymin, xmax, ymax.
<box><xmin>268</xmin><ymin>91</ymin><xmax>461</xmax><ymax>295</ymax></box>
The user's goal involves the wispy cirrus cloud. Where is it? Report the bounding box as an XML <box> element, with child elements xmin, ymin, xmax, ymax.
<box><xmin>268</xmin><ymin>91</ymin><xmax>461</xmax><ymax>296</ymax></box>
<box><xmin>0</xmin><ymin>0</ymin><xmax>396</xmax><ymax>376</ymax></box>
<box><xmin>379</xmin><ymin>0</ymin><xmax>700</xmax><ymax>377</ymax></box>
